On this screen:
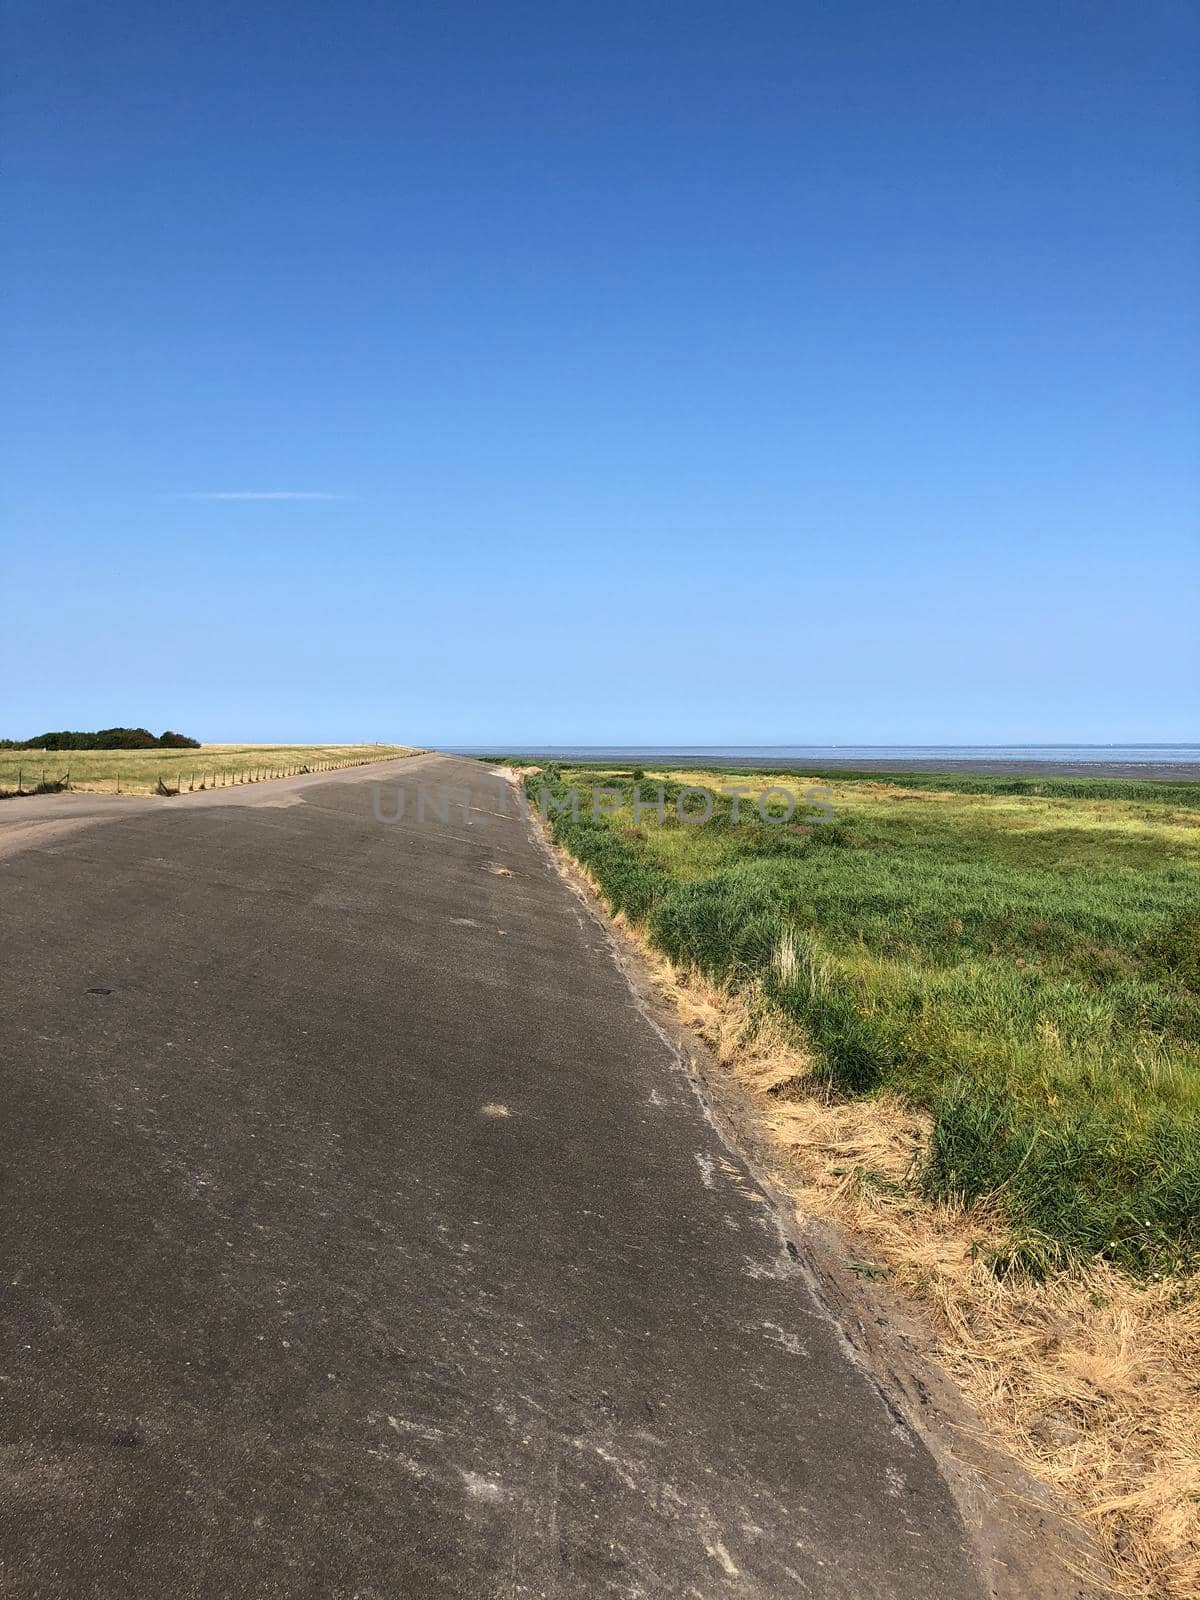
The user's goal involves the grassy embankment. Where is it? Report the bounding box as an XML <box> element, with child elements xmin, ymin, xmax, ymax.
<box><xmin>520</xmin><ymin>762</ymin><xmax>1200</xmax><ymax>1597</ymax></box>
<box><xmin>524</xmin><ymin>762</ymin><xmax>1200</xmax><ymax>1273</ymax></box>
<box><xmin>0</xmin><ymin>744</ymin><xmax>419</xmax><ymax>797</ymax></box>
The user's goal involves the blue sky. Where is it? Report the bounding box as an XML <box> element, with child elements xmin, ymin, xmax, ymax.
<box><xmin>3</xmin><ymin>0</ymin><xmax>1197</xmax><ymax>744</ymax></box>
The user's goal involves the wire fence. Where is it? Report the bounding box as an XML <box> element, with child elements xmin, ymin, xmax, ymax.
<box><xmin>0</xmin><ymin>755</ymin><xmax>393</xmax><ymax>800</ymax></box>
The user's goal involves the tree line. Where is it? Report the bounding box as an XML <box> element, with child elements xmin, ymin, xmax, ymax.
<box><xmin>0</xmin><ymin>727</ymin><xmax>201</xmax><ymax>751</ymax></box>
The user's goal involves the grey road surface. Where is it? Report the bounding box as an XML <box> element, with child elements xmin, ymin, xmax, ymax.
<box><xmin>2</xmin><ymin>755</ymin><xmax>995</xmax><ymax>1598</ymax></box>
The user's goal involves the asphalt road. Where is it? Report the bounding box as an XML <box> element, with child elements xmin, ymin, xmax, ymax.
<box><xmin>1</xmin><ymin>754</ymin><xmax>995</xmax><ymax>1599</ymax></box>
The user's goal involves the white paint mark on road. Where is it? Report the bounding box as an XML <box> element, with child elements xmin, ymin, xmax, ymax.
<box><xmin>367</xmin><ymin>1443</ymin><xmax>430</xmax><ymax>1477</ymax></box>
<box><xmin>759</xmin><ymin>1322</ymin><xmax>807</xmax><ymax>1356</ymax></box>
<box><xmin>388</xmin><ymin>1415</ymin><xmax>444</xmax><ymax>1442</ymax></box>
<box><xmin>481</xmin><ymin>1103</ymin><xmax>511</xmax><ymax>1117</ymax></box>
<box><xmin>461</xmin><ymin>1470</ymin><xmax>506</xmax><ymax>1502</ymax></box>
<box><xmin>694</xmin><ymin>1152</ymin><xmax>717</xmax><ymax>1189</ymax></box>
<box><xmin>586</xmin><ymin>1441</ymin><xmax>641</xmax><ymax>1491</ymax></box>
<box><xmin>743</xmin><ymin>1256</ymin><xmax>795</xmax><ymax>1281</ymax></box>
<box><xmin>705</xmin><ymin>1538</ymin><xmax>740</xmax><ymax>1576</ymax></box>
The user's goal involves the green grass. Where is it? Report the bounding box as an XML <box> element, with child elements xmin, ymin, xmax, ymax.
<box><xmin>489</xmin><ymin>756</ymin><xmax>1200</xmax><ymax>808</ymax></box>
<box><xmin>526</xmin><ymin>763</ymin><xmax>1200</xmax><ymax>1273</ymax></box>
<box><xmin>0</xmin><ymin>744</ymin><xmax>419</xmax><ymax>797</ymax></box>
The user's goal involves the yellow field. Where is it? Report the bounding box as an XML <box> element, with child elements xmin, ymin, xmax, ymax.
<box><xmin>0</xmin><ymin>744</ymin><xmax>420</xmax><ymax>797</ymax></box>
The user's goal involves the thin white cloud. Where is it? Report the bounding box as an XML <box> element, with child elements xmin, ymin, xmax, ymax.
<box><xmin>181</xmin><ymin>491</ymin><xmax>342</xmax><ymax>501</ymax></box>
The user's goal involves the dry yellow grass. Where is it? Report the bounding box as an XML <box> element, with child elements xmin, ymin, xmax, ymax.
<box><xmin>552</xmin><ymin>840</ymin><xmax>1200</xmax><ymax>1600</ymax></box>
<box><xmin>0</xmin><ymin>743</ymin><xmax>419</xmax><ymax>796</ymax></box>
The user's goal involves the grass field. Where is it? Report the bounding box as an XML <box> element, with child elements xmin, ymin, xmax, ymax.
<box><xmin>0</xmin><ymin>743</ymin><xmax>420</xmax><ymax>797</ymax></box>
<box><xmin>523</xmin><ymin>762</ymin><xmax>1200</xmax><ymax>1274</ymax></box>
